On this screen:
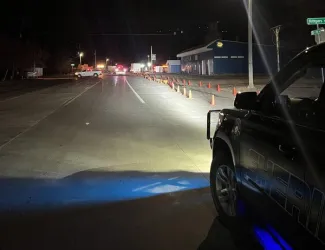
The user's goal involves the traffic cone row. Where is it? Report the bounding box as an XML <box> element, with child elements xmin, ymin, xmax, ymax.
<box><xmin>146</xmin><ymin>76</ymin><xmax>228</xmax><ymax>99</ymax></box>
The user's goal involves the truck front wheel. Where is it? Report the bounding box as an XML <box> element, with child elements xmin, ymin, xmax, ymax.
<box><xmin>210</xmin><ymin>150</ymin><xmax>239</xmax><ymax>223</ymax></box>
<box><xmin>77</xmin><ymin>74</ymin><xmax>82</xmax><ymax>78</ymax></box>
<box><xmin>93</xmin><ymin>73</ymin><xmax>98</xmax><ymax>77</ymax></box>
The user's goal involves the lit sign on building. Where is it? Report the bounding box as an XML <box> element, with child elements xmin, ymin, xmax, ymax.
<box><xmin>217</xmin><ymin>42</ymin><xmax>223</xmax><ymax>48</ymax></box>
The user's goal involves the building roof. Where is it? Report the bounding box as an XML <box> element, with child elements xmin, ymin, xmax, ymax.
<box><xmin>176</xmin><ymin>39</ymin><xmax>276</xmax><ymax>58</ymax></box>
<box><xmin>166</xmin><ymin>60</ymin><xmax>181</xmax><ymax>65</ymax></box>
<box><xmin>176</xmin><ymin>40</ymin><xmax>215</xmax><ymax>58</ymax></box>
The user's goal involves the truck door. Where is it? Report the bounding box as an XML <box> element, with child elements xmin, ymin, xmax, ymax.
<box><xmin>238</xmin><ymin>105</ymin><xmax>307</xmax><ymax>245</ymax></box>
<box><xmin>239</xmin><ymin>64</ymin><xmax>324</xmax><ymax>249</ymax></box>
<box><xmin>301</xmin><ymin>68</ymin><xmax>325</xmax><ymax>248</ymax></box>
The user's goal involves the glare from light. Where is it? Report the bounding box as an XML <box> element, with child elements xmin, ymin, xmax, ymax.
<box><xmin>97</xmin><ymin>64</ymin><xmax>105</xmax><ymax>69</ymax></box>
<box><xmin>147</xmin><ymin>62</ymin><xmax>152</xmax><ymax>67</ymax></box>
<box><xmin>242</xmin><ymin>0</ymin><xmax>319</xmax><ymax>187</ymax></box>
<box><xmin>79</xmin><ymin>52</ymin><xmax>84</xmax><ymax>57</ymax></box>
<box><xmin>140</xmin><ymin>64</ymin><xmax>145</xmax><ymax>68</ymax></box>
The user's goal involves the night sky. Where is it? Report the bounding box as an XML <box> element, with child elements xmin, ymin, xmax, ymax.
<box><xmin>1</xmin><ymin>0</ymin><xmax>324</xmax><ymax>68</ymax></box>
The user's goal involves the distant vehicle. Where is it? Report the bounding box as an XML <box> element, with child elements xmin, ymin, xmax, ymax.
<box><xmin>207</xmin><ymin>43</ymin><xmax>325</xmax><ymax>249</ymax></box>
<box><xmin>26</xmin><ymin>72</ymin><xmax>37</xmax><ymax>79</ymax></box>
<box><xmin>25</xmin><ymin>67</ymin><xmax>43</xmax><ymax>79</ymax></box>
<box><xmin>115</xmin><ymin>65</ymin><xmax>127</xmax><ymax>75</ymax></box>
<box><xmin>130</xmin><ymin>63</ymin><xmax>143</xmax><ymax>73</ymax></box>
<box><xmin>75</xmin><ymin>69</ymin><xmax>102</xmax><ymax>78</ymax></box>
<box><xmin>107</xmin><ymin>66</ymin><xmax>116</xmax><ymax>74</ymax></box>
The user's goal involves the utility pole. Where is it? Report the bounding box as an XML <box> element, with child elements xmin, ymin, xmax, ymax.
<box><xmin>248</xmin><ymin>0</ymin><xmax>254</xmax><ymax>88</ymax></box>
<box><xmin>33</xmin><ymin>51</ymin><xmax>36</xmax><ymax>73</ymax></box>
<box><xmin>150</xmin><ymin>46</ymin><xmax>153</xmax><ymax>72</ymax></box>
<box><xmin>94</xmin><ymin>50</ymin><xmax>97</xmax><ymax>68</ymax></box>
<box><xmin>316</xmin><ymin>24</ymin><xmax>325</xmax><ymax>83</ymax></box>
<box><xmin>271</xmin><ymin>25</ymin><xmax>282</xmax><ymax>72</ymax></box>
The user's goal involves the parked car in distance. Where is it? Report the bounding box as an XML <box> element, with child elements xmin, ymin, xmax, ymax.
<box><xmin>75</xmin><ymin>69</ymin><xmax>102</xmax><ymax>78</ymax></box>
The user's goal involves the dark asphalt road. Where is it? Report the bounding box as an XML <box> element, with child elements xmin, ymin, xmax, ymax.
<box><xmin>0</xmin><ymin>76</ymin><xmax>260</xmax><ymax>250</ymax></box>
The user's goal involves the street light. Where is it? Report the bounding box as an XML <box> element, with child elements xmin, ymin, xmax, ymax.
<box><xmin>247</xmin><ymin>0</ymin><xmax>254</xmax><ymax>88</ymax></box>
<box><xmin>147</xmin><ymin>62</ymin><xmax>152</xmax><ymax>67</ymax></box>
<box><xmin>78</xmin><ymin>52</ymin><xmax>84</xmax><ymax>65</ymax></box>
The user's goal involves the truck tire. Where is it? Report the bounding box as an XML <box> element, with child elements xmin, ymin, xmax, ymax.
<box><xmin>77</xmin><ymin>74</ymin><xmax>82</xmax><ymax>78</ymax></box>
<box><xmin>210</xmin><ymin>150</ymin><xmax>239</xmax><ymax>224</ymax></box>
<box><xmin>93</xmin><ymin>73</ymin><xmax>98</xmax><ymax>77</ymax></box>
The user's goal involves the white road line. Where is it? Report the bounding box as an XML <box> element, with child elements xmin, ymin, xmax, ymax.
<box><xmin>125</xmin><ymin>78</ymin><xmax>145</xmax><ymax>104</ymax></box>
<box><xmin>63</xmin><ymin>82</ymin><xmax>98</xmax><ymax>107</ymax></box>
<box><xmin>0</xmin><ymin>81</ymin><xmax>100</xmax><ymax>151</ymax></box>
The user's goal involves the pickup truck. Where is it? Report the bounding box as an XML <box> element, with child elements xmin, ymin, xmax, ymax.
<box><xmin>206</xmin><ymin>43</ymin><xmax>325</xmax><ymax>250</ymax></box>
<box><xmin>75</xmin><ymin>70</ymin><xmax>102</xmax><ymax>78</ymax></box>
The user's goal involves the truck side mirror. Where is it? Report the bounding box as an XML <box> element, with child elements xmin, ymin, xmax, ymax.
<box><xmin>234</xmin><ymin>92</ymin><xmax>257</xmax><ymax>110</ymax></box>
<box><xmin>207</xmin><ymin>110</ymin><xmax>221</xmax><ymax>149</ymax></box>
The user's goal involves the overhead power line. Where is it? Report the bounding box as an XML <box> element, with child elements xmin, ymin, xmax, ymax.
<box><xmin>89</xmin><ymin>33</ymin><xmax>173</xmax><ymax>36</ymax></box>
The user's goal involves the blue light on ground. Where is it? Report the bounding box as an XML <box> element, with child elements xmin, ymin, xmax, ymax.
<box><xmin>0</xmin><ymin>171</ymin><xmax>209</xmax><ymax>211</ymax></box>
<box><xmin>267</xmin><ymin>225</ymin><xmax>293</xmax><ymax>250</ymax></box>
<box><xmin>253</xmin><ymin>226</ymin><xmax>282</xmax><ymax>250</ymax></box>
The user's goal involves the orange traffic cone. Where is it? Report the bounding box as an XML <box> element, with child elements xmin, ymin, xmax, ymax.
<box><xmin>183</xmin><ymin>87</ymin><xmax>187</xmax><ymax>96</ymax></box>
<box><xmin>188</xmin><ymin>89</ymin><xmax>192</xmax><ymax>99</ymax></box>
<box><xmin>233</xmin><ymin>86</ymin><xmax>237</xmax><ymax>96</ymax></box>
<box><xmin>211</xmin><ymin>95</ymin><xmax>215</xmax><ymax>105</ymax></box>
<box><xmin>208</xmin><ymin>82</ymin><xmax>211</xmax><ymax>88</ymax></box>
<box><xmin>217</xmin><ymin>84</ymin><xmax>221</xmax><ymax>92</ymax></box>
<box><xmin>188</xmin><ymin>80</ymin><xmax>191</xmax><ymax>86</ymax></box>
<box><xmin>183</xmin><ymin>79</ymin><xmax>186</xmax><ymax>86</ymax></box>
<box><xmin>199</xmin><ymin>81</ymin><xmax>202</xmax><ymax>87</ymax></box>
